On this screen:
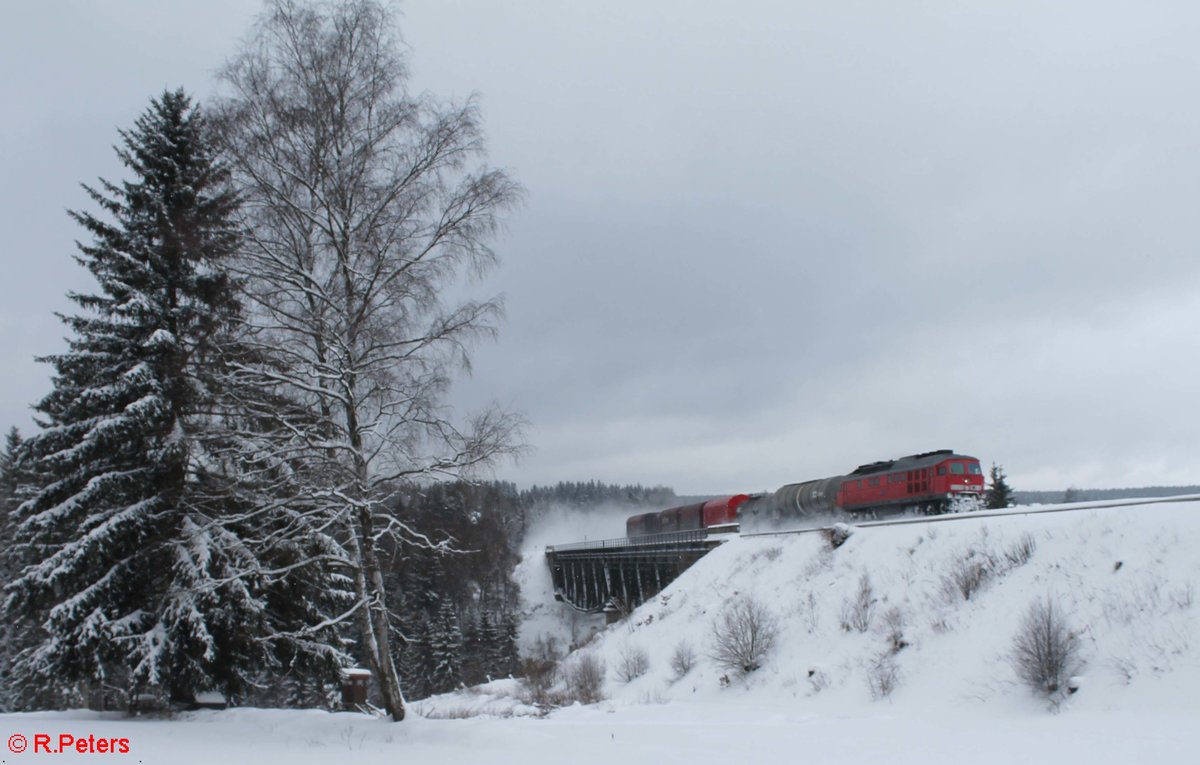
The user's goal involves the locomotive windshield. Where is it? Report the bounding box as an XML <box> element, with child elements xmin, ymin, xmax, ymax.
<box><xmin>947</xmin><ymin>462</ymin><xmax>982</xmax><ymax>475</ymax></box>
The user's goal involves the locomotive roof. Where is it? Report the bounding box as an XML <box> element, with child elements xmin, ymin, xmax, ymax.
<box><xmin>847</xmin><ymin>450</ymin><xmax>977</xmax><ymax>476</ymax></box>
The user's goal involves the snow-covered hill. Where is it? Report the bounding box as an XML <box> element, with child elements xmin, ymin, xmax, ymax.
<box><xmin>515</xmin><ymin>497</ymin><xmax>1200</xmax><ymax>716</ymax></box>
<box><xmin>3</xmin><ymin>499</ymin><xmax>1197</xmax><ymax>764</ymax></box>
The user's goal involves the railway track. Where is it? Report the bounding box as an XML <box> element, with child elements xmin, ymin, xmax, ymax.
<box><xmin>741</xmin><ymin>493</ymin><xmax>1200</xmax><ymax>538</ymax></box>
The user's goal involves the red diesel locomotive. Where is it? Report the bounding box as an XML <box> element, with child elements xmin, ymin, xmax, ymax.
<box><xmin>625</xmin><ymin>450</ymin><xmax>985</xmax><ymax>538</ymax></box>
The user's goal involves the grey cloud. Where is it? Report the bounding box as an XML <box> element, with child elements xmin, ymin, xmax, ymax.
<box><xmin>4</xmin><ymin>0</ymin><xmax>1199</xmax><ymax>495</ymax></box>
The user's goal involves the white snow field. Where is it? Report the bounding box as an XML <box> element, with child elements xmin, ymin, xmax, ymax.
<box><xmin>4</xmin><ymin>498</ymin><xmax>1199</xmax><ymax>764</ymax></box>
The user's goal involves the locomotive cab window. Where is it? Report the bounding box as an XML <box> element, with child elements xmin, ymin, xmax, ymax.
<box><xmin>950</xmin><ymin>463</ymin><xmax>965</xmax><ymax>475</ymax></box>
<box><xmin>968</xmin><ymin>464</ymin><xmax>982</xmax><ymax>474</ymax></box>
<box><xmin>937</xmin><ymin>466</ymin><xmax>947</xmax><ymax>475</ymax></box>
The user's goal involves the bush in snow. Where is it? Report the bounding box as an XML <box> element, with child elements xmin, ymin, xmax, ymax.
<box><xmin>1171</xmin><ymin>583</ymin><xmax>1194</xmax><ymax>610</ymax></box>
<box><xmin>616</xmin><ymin>643</ymin><xmax>650</xmax><ymax>683</ymax></box>
<box><xmin>880</xmin><ymin>606</ymin><xmax>908</xmax><ymax>654</ymax></box>
<box><xmin>710</xmin><ymin>597</ymin><xmax>779</xmax><ymax>675</ymax></box>
<box><xmin>820</xmin><ymin>523</ymin><xmax>854</xmax><ymax>550</ymax></box>
<box><xmin>799</xmin><ymin>590</ymin><xmax>821</xmax><ymax>633</ymax></box>
<box><xmin>867</xmin><ymin>653</ymin><xmax>901</xmax><ymax>700</ymax></box>
<box><xmin>941</xmin><ymin>550</ymin><xmax>997</xmax><ymax>602</ymax></box>
<box><xmin>670</xmin><ymin>639</ymin><xmax>697</xmax><ymax>679</ymax></box>
<box><xmin>840</xmin><ymin>573</ymin><xmax>876</xmax><ymax>633</ymax></box>
<box><xmin>807</xmin><ymin>667</ymin><xmax>830</xmax><ymax>694</ymax></box>
<box><xmin>518</xmin><ymin>640</ymin><xmax>561</xmax><ymax>707</ymax></box>
<box><xmin>416</xmin><ymin>702</ymin><xmax>517</xmax><ymax>720</ymax></box>
<box><xmin>1003</xmin><ymin>533</ymin><xmax>1038</xmax><ymax>568</ymax></box>
<box><xmin>1010</xmin><ymin>596</ymin><xmax>1083</xmax><ymax>701</ymax></box>
<box><xmin>563</xmin><ymin>653</ymin><xmax>606</xmax><ymax>704</ymax></box>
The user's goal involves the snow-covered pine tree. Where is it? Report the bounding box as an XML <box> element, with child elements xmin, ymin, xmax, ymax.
<box><xmin>427</xmin><ymin>601</ymin><xmax>464</xmax><ymax>695</ymax></box>
<box><xmin>0</xmin><ymin>427</ymin><xmax>23</xmax><ymax>511</ymax></box>
<box><xmin>461</xmin><ymin>611</ymin><xmax>486</xmax><ymax>685</ymax></box>
<box><xmin>0</xmin><ymin>427</ymin><xmax>25</xmax><ymax>568</ymax></box>
<box><xmin>495</xmin><ymin>610</ymin><xmax>520</xmax><ymax>679</ymax></box>
<box><xmin>2</xmin><ymin>90</ymin><xmax>345</xmax><ymax>708</ymax></box>
<box><xmin>397</xmin><ymin>615</ymin><xmax>433</xmax><ymax>701</ymax></box>
<box><xmin>0</xmin><ymin>427</ymin><xmax>29</xmax><ymax>710</ymax></box>
<box><xmin>476</xmin><ymin>610</ymin><xmax>511</xmax><ymax>682</ymax></box>
<box><xmin>986</xmin><ymin>463</ymin><xmax>1015</xmax><ymax>509</ymax></box>
<box><xmin>392</xmin><ymin>544</ymin><xmax>442</xmax><ymax>700</ymax></box>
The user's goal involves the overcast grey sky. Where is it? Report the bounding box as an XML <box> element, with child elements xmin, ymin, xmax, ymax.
<box><xmin>2</xmin><ymin>1</ymin><xmax>1198</xmax><ymax>494</ymax></box>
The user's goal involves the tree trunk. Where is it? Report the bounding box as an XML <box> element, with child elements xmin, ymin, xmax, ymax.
<box><xmin>350</xmin><ymin>504</ymin><xmax>406</xmax><ymax>721</ymax></box>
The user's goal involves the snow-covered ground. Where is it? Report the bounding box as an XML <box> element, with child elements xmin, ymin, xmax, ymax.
<box><xmin>4</xmin><ymin>498</ymin><xmax>1198</xmax><ymax>763</ymax></box>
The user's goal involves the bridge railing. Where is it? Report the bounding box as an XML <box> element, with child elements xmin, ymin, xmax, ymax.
<box><xmin>546</xmin><ymin>528</ymin><xmax>711</xmax><ymax>554</ymax></box>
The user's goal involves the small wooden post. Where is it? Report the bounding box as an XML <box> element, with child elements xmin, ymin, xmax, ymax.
<box><xmin>341</xmin><ymin>668</ymin><xmax>372</xmax><ymax>708</ymax></box>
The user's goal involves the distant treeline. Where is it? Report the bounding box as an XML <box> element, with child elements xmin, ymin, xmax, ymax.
<box><xmin>1013</xmin><ymin>486</ymin><xmax>1200</xmax><ymax>505</ymax></box>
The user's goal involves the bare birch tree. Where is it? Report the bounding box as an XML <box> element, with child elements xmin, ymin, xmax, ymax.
<box><xmin>216</xmin><ymin>0</ymin><xmax>523</xmax><ymax>721</ymax></box>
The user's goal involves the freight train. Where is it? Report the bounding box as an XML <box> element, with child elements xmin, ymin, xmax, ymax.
<box><xmin>625</xmin><ymin>450</ymin><xmax>985</xmax><ymax>538</ymax></box>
